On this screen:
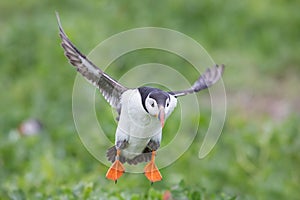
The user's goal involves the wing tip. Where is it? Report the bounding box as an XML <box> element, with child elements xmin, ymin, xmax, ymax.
<box><xmin>55</xmin><ymin>12</ymin><xmax>88</xmax><ymax>66</ymax></box>
<box><xmin>55</xmin><ymin>11</ymin><xmax>64</xmax><ymax>33</ymax></box>
<box><xmin>209</xmin><ymin>63</ymin><xmax>225</xmax><ymax>85</ymax></box>
<box><xmin>171</xmin><ymin>63</ymin><xmax>225</xmax><ymax>97</ymax></box>
<box><xmin>214</xmin><ymin>63</ymin><xmax>225</xmax><ymax>75</ymax></box>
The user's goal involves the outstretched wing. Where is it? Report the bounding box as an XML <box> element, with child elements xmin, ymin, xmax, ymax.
<box><xmin>170</xmin><ymin>64</ymin><xmax>224</xmax><ymax>97</ymax></box>
<box><xmin>56</xmin><ymin>12</ymin><xmax>127</xmax><ymax>109</ymax></box>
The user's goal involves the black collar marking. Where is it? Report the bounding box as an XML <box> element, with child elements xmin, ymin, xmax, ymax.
<box><xmin>138</xmin><ymin>86</ymin><xmax>170</xmax><ymax>113</ymax></box>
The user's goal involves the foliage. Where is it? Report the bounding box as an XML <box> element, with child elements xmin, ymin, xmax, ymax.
<box><xmin>1</xmin><ymin>0</ymin><xmax>299</xmax><ymax>199</ymax></box>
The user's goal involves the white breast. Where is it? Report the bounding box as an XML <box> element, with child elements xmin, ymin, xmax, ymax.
<box><xmin>115</xmin><ymin>89</ymin><xmax>162</xmax><ymax>159</ymax></box>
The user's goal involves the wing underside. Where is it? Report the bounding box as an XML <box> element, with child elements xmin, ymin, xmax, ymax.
<box><xmin>170</xmin><ymin>64</ymin><xmax>224</xmax><ymax>97</ymax></box>
<box><xmin>56</xmin><ymin>12</ymin><xmax>127</xmax><ymax>110</ymax></box>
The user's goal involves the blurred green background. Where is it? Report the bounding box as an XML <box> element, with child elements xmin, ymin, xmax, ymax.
<box><xmin>1</xmin><ymin>0</ymin><xmax>300</xmax><ymax>199</ymax></box>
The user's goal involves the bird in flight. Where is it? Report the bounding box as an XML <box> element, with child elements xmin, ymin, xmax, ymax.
<box><xmin>56</xmin><ymin>13</ymin><xmax>224</xmax><ymax>184</ymax></box>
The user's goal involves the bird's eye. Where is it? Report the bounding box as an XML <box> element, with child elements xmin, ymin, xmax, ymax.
<box><xmin>166</xmin><ymin>100</ymin><xmax>170</xmax><ymax>107</ymax></box>
<box><xmin>151</xmin><ymin>102</ymin><xmax>155</xmax><ymax>107</ymax></box>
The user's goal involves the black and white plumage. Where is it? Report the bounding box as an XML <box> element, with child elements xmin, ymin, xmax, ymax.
<box><xmin>56</xmin><ymin>13</ymin><xmax>224</xmax><ymax>182</ymax></box>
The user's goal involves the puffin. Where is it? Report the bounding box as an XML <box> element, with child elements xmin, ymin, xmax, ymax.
<box><xmin>56</xmin><ymin>13</ymin><xmax>225</xmax><ymax>183</ymax></box>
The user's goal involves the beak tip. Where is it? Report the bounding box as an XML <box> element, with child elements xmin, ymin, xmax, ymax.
<box><xmin>158</xmin><ymin>106</ymin><xmax>165</xmax><ymax>128</ymax></box>
<box><xmin>161</xmin><ymin>121</ymin><xmax>164</xmax><ymax>128</ymax></box>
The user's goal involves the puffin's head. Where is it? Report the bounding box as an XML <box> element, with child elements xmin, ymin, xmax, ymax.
<box><xmin>145</xmin><ymin>91</ymin><xmax>174</xmax><ymax>128</ymax></box>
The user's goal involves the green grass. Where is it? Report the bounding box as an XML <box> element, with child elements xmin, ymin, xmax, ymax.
<box><xmin>1</xmin><ymin>0</ymin><xmax>300</xmax><ymax>199</ymax></box>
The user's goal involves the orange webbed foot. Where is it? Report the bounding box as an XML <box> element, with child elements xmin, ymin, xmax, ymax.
<box><xmin>144</xmin><ymin>161</ymin><xmax>162</xmax><ymax>183</ymax></box>
<box><xmin>106</xmin><ymin>150</ymin><xmax>125</xmax><ymax>183</ymax></box>
<box><xmin>144</xmin><ymin>151</ymin><xmax>162</xmax><ymax>183</ymax></box>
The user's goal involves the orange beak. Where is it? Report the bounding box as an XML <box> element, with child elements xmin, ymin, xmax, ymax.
<box><xmin>158</xmin><ymin>106</ymin><xmax>165</xmax><ymax>128</ymax></box>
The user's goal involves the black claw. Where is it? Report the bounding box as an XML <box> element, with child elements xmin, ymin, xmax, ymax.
<box><xmin>151</xmin><ymin>182</ymin><xmax>154</xmax><ymax>186</ymax></box>
<box><xmin>115</xmin><ymin>180</ymin><xmax>117</xmax><ymax>184</ymax></box>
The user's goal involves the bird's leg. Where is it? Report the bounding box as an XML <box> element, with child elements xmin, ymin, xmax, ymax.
<box><xmin>144</xmin><ymin>150</ymin><xmax>162</xmax><ymax>183</ymax></box>
<box><xmin>106</xmin><ymin>149</ymin><xmax>125</xmax><ymax>183</ymax></box>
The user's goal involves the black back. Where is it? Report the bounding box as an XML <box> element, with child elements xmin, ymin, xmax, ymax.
<box><xmin>138</xmin><ymin>86</ymin><xmax>170</xmax><ymax>113</ymax></box>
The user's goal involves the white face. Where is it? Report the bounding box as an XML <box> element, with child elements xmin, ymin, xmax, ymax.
<box><xmin>145</xmin><ymin>95</ymin><xmax>177</xmax><ymax>119</ymax></box>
